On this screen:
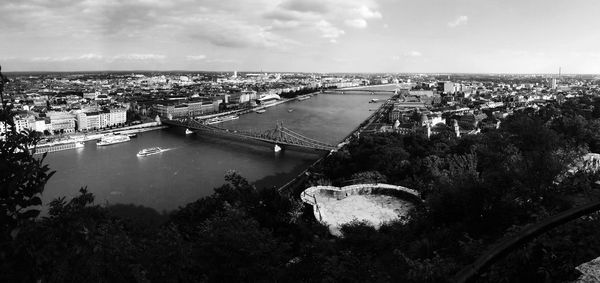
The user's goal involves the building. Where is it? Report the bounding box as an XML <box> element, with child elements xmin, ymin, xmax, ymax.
<box><xmin>76</xmin><ymin>108</ymin><xmax>126</xmax><ymax>131</ymax></box>
<box><xmin>439</xmin><ymin>81</ymin><xmax>455</xmax><ymax>94</ymax></box>
<box><xmin>153</xmin><ymin>100</ymin><xmax>218</xmax><ymax>119</ymax></box>
<box><xmin>46</xmin><ymin>111</ymin><xmax>76</xmax><ymax>133</ymax></box>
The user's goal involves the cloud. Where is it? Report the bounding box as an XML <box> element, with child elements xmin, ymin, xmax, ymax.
<box><xmin>30</xmin><ymin>54</ymin><xmax>104</xmax><ymax>62</ymax></box>
<box><xmin>0</xmin><ymin>0</ymin><xmax>385</xmax><ymax>68</ymax></box>
<box><xmin>280</xmin><ymin>0</ymin><xmax>329</xmax><ymax>13</ymax></box>
<box><xmin>448</xmin><ymin>15</ymin><xmax>468</xmax><ymax>28</ymax></box>
<box><xmin>30</xmin><ymin>53</ymin><xmax>166</xmax><ymax>62</ymax></box>
<box><xmin>316</xmin><ymin>20</ymin><xmax>345</xmax><ymax>42</ymax></box>
<box><xmin>112</xmin><ymin>54</ymin><xmax>166</xmax><ymax>60</ymax></box>
<box><xmin>266</xmin><ymin>0</ymin><xmax>382</xmax><ymax>40</ymax></box>
<box><xmin>354</xmin><ymin>5</ymin><xmax>382</xmax><ymax>19</ymax></box>
<box><xmin>186</xmin><ymin>55</ymin><xmax>207</xmax><ymax>60</ymax></box>
<box><xmin>345</xmin><ymin>19</ymin><xmax>368</xmax><ymax>29</ymax></box>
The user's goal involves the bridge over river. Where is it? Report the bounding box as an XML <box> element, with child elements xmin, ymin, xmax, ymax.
<box><xmin>163</xmin><ymin>118</ymin><xmax>338</xmax><ymax>152</ymax></box>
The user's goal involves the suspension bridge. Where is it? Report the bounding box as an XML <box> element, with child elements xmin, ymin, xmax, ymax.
<box><xmin>163</xmin><ymin>118</ymin><xmax>337</xmax><ymax>152</ymax></box>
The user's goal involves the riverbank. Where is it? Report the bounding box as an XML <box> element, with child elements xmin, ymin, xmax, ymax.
<box><xmin>191</xmin><ymin>95</ymin><xmax>309</xmax><ymax>121</ymax></box>
<box><xmin>38</xmin><ymin>122</ymin><xmax>168</xmax><ymax>148</ymax></box>
<box><xmin>338</xmin><ymin>83</ymin><xmax>399</xmax><ymax>91</ymax></box>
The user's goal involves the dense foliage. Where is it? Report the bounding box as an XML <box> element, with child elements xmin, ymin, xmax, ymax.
<box><xmin>3</xmin><ymin>97</ymin><xmax>600</xmax><ymax>282</ymax></box>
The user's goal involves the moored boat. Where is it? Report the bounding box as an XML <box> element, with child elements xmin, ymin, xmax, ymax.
<box><xmin>206</xmin><ymin>115</ymin><xmax>239</xmax><ymax>124</ymax></box>
<box><xmin>97</xmin><ymin>134</ymin><xmax>131</xmax><ymax>146</ymax></box>
<box><xmin>34</xmin><ymin>141</ymin><xmax>84</xmax><ymax>155</ymax></box>
<box><xmin>297</xmin><ymin>94</ymin><xmax>312</xmax><ymax>101</ymax></box>
<box><xmin>255</xmin><ymin>109</ymin><xmax>266</xmax><ymax>114</ymax></box>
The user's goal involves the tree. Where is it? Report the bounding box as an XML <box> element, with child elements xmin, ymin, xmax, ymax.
<box><xmin>0</xmin><ymin>67</ymin><xmax>55</xmax><ymax>281</ymax></box>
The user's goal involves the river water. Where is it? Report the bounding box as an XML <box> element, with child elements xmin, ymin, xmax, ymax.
<box><xmin>43</xmin><ymin>93</ymin><xmax>391</xmax><ymax>212</ymax></box>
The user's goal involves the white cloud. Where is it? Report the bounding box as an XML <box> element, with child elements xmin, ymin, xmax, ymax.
<box><xmin>30</xmin><ymin>53</ymin><xmax>166</xmax><ymax>62</ymax></box>
<box><xmin>186</xmin><ymin>55</ymin><xmax>207</xmax><ymax>60</ymax></box>
<box><xmin>405</xmin><ymin>51</ymin><xmax>422</xmax><ymax>57</ymax></box>
<box><xmin>448</xmin><ymin>15</ymin><xmax>468</xmax><ymax>28</ymax></box>
<box><xmin>78</xmin><ymin>53</ymin><xmax>104</xmax><ymax>60</ymax></box>
<box><xmin>345</xmin><ymin>19</ymin><xmax>367</xmax><ymax>29</ymax></box>
<box><xmin>354</xmin><ymin>5</ymin><xmax>382</xmax><ymax>19</ymax></box>
<box><xmin>316</xmin><ymin>20</ymin><xmax>345</xmax><ymax>42</ymax></box>
<box><xmin>267</xmin><ymin>0</ymin><xmax>382</xmax><ymax>40</ymax></box>
<box><xmin>392</xmin><ymin>51</ymin><xmax>422</xmax><ymax>60</ymax></box>
<box><xmin>112</xmin><ymin>54</ymin><xmax>166</xmax><ymax>60</ymax></box>
<box><xmin>30</xmin><ymin>54</ymin><xmax>104</xmax><ymax>62</ymax></box>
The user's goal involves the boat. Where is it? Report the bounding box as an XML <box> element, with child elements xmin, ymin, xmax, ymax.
<box><xmin>288</xmin><ymin>108</ymin><xmax>294</xmax><ymax>113</ymax></box>
<box><xmin>34</xmin><ymin>141</ymin><xmax>84</xmax><ymax>155</ymax></box>
<box><xmin>221</xmin><ymin>115</ymin><xmax>239</xmax><ymax>122</ymax></box>
<box><xmin>137</xmin><ymin>147</ymin><xmax>165</xmax><ymax>157</ymax></box>
<box><xmin>128</xmin><ymin>133</ymin><xmax>138</xmax><ymax>138</ymax></box>
<box><xmin>297</xmin><ymin>94</ymin><xmax>312</xmax><ymax>101</ymax></box>
<box><xmin>274</xmin><ymin>144</ymin><xmax>282</xmax><ymax>152</ymax></box>
<box><xmin>369</xmin><ymin>99</ymin><xmax>379</xmax><ymax>103</ymax></box>
<box><xmin>257</xmin><ymin>93</ymin><xmax>281</xmax><ymax>105</ymax></box>
<box><xmin>97</xmin><ymin>134</ymin><xmax>131</xmax><ymax>146</ymax></box>
<box><xmin>185</xmin><ymin>128</ymin><xmax>193</xmax><ymax>135</ymax></box>
<box><xmin>206</xmin><ymin>115</ymin><xmax>239</xmax><ymax>125</ymax></box>
<box><xmin>255</xmin><ymin>109</ymin><xmax>266</xmax><ymax>114</ymax></box>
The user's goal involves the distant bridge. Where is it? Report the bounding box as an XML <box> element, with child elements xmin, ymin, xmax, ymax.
<box><xmin>327</xmin><ymin>88</ymin><xmax>398</xmax><ymax>94</ymax></box>
<box><xmin>163</xmin><ymin>118</ymin><xmax>337</xmax><ymax>151</ymax></box>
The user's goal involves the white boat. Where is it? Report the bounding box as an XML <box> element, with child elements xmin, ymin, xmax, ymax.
<box><xmin>297</xmin><ymin>94</ymin><xmax>312</xmax><ymax>101</ymax></box>
<box><xmin>221</xmin><ymin>115</ymin><xmax>239</xmax><ymax>122</ymax></box>
<box><xmin>255</xmin><ymin>109</ymin><xmax>266</xmax><ymax>114</ymax></box>
<box><xmin>137</xmin><ymin>147</ymin><xmax>165</xmax><ymax>157</ymax></box>
<box><xmin>185</xmin><ymin>128</ymin><xmax>193</xmax><ymax>135</ymax></box>
<box><xmin>206</xmin><ymin>115</ymin><xmax>239</xmax><ymax>125</ymax></box>
<box><xmin>34</xmin><ymin>141</ymin><xmax>84</xmax><ymax>155</ymax></box>
<box><xmin>257</xmin><ymin>93</ymin><xmax>281</xmax><ymax>105</ymax></box>
<box><xmin>274</xmin><ymin>144</ymin><xmax>282</xmax><ymax>152</ymax></box>
<box><xmin>97</xmin><ymin>134</ymin><xmax>130</xmax><ymax>146</ymax></box>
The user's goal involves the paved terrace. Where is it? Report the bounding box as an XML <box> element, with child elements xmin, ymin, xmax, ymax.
<box><xmin>301</xmin><ymin>184</ymin><xmax>421</xmax><ymax>236</ymax></box>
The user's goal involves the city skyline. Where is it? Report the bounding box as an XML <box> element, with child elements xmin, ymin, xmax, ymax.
<box><xmin>1</xmin><ymin>0</ymin><xmax>600</xmax><ymax>74</ymax></box>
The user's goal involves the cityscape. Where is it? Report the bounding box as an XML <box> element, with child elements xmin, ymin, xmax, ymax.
<box><xmin>2</xmin><ymin>0</ymin><xmax>600</xmax><ymax>282</ymax></box>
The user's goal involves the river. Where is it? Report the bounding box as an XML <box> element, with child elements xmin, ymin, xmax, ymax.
<box><xmin>43</xmin><ymin>92</ymin><xmax>392</xmax><ymax>212</ymax></box>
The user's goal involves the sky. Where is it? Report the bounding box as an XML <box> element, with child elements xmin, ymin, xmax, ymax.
<box><xmin>1</xmin><ymin>0</ymin><xmax>599</xmax><ymax>74</ymax></box>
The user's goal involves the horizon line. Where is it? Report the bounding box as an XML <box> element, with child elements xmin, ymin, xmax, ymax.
<box><xmin>3</xmin><ymin>69</ymin><xmax>599</xmax><ymax>76</ymax></box>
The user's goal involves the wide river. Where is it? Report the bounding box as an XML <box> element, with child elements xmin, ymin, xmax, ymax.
<box><xmin>43</xmin><ymin>92</ymin><xmax>391</xmax><ymax>212</ymax></box>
